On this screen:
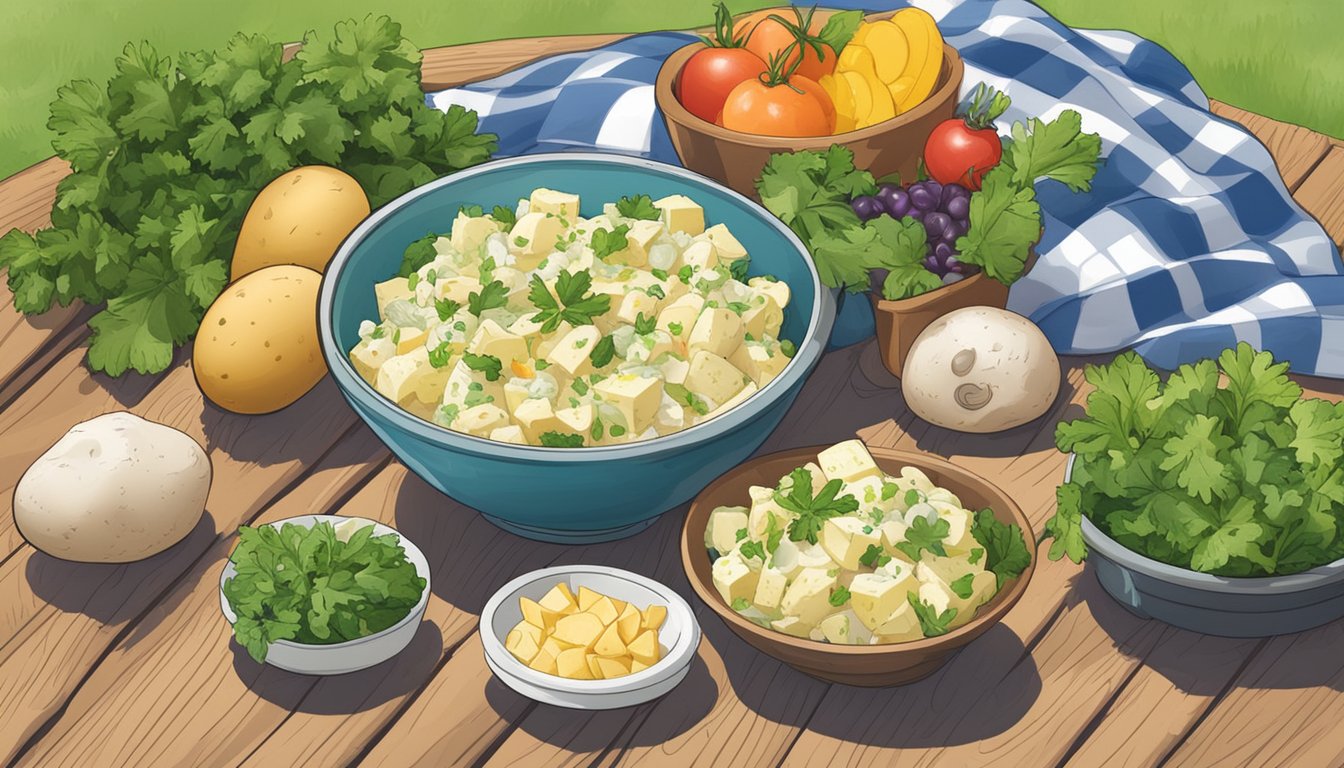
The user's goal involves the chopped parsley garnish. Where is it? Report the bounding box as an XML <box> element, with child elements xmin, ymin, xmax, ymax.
<box><xmin>528</xmin><ymin>270</ymin><xmax>611</xmax><ymax>332</ymax></box>
<box><xmin>478</xmin><ymin>256</ymin><xmax>497</xmax><ymax>284</ymax></box>
<box><xmin>589</xmin><ymin>335</ymin><xmax>617</xmax><ymax>368</ymax></box>
<box><xmin>615</xmin><ymin>194</ymin><xmax>661</xmax><ymax>221</ymax></box>
<box><xmin>427</xmin><ymin>342</ymin><xmax>452</xmax><ymax>369</ymax></box>
<box><xmin>665</xmin><ymin>383</ymin><xmax>709</xmax><ymax>416</ymax></box>
<box><xmin>651</xmin><ymin>268</ymin><xmax>669</xmax><ymax>280</ymax></box>
<box><xmin>571</xmin><ymin>378</ymin><xmax>589</xmax><ymax>396</ymax></box>
<box><xmin>773</xmin><ymin>468</ymin><xmax>859</xmax><ymax>544</ymax></box>
<box><xmin>609</xmin><ymin>424</ymin><xmax>626</xmax><ymax>437</ymax></box>
<box><xmin>513</xmin><ymin>236</ymin><xmax>529</xmax><ymax>247</ymax></box>
<box><xmin>728</xmin><ymin>258</ymin><xmax>750</xmax><ymax>282</ymax></box>
<box><xmin>909</xmin><ymin>594</ymin><xmax>957</xmax><ymax>637</ymax></box>
<box><xmin>739</xmin><ymin>539</ymin><xmax>767</xmax><ymax>561</ymax></box>
<box><xmin>646</xmin><ymin>285</ymin><xmax>666</xmax><ymax>300</ymax></box>
<box><xmin>881</xmin><ymin>482</ymin><xmax>900</xmax><ymax>501</ymax></box>
<box><xmin>369</xmin><ymin>326</ymin><xmax>386</xmax><ymax>340</ymax></box>
<box><xmin>730</xmin><ymin>597</ymin><xmax>750</xmax><ymax>611</ymax></box>
<box><xmin>779</xmin><ymin>339</ymin><xmax>797</xmax><ymax>358</ymax></box>
<box><xmin>407</xmin><ymin>272</ymin><xmax>421</xmax><ymax>291</ymax></box>
<box><xmin>539</xmin><ymin>432</ymin><xmax>585</xmax><ymax>448</ymax></box>
<box><xmin>435</xmin><ymin>298</ymin><xmax>462</xmax><ymax>322</ymax></box>
<box><xmin>591</xmin><ymin>418</ymin><xmax>605</xmax><ymax>441</ymax></box>
<box><xmin>633</xmin><ymin>312</ymin><xmax>657</xmax><ymax>335</ymax></box>
<box><xmin>462</xmin><ymin>352</ymin><xmax>503</xmax><ymax>381</ymax></box>
<box><xmin>491</xmin><ymin>204</ymin><xmax>517</xmax><ymax>228</ymax></box>
<box><xmin>591</xmin><ymin>224</ymin><xmax>631</xmax><ymax>261</ymax></box>
<box><xmin>893</xmin><ymin>515</ymin><xmax>949</xmax><ymax>562</ymax></box>
<box><xmin>726</xmin><ymin>301</ymin><xmax>751</xmax><ymax>315</ymax></box>
<box><xmin>468</xmin><ymin>280</ymin><xmax>510</xmax><ymax>317</ymax></box>
<box><xmin>950</xmin><ymin>574</ymin><xmax>976</xmax><ymax>599</ymax></box>
<box><xmin>668</xmin><ymin>321</ymin><xmax>684</xmax><ymax>336</ymax></box>
<box><xmin>828</xmin><ymin>585</ymin><xmax>852</xmax><ymax>607</ymax></box>
<box><xmin>904</xmin><ymin>489</ymin><xmax>925</xmax><ymax>508</ymax></box>
<box><xmin>677</xmin><ymin>265</ymin><xmax>694</xmax><ymax>283</ymax></box>
<box><xmin>858</xmin><ymin>543</ymin><xmax>890</xmax><ymax>568</ymax></box>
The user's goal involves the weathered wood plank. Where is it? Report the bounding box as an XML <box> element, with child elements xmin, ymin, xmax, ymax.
<box><xmin>1293</xmin><ymin>146</ymin><xmax>1344</xmax><ymax>247</ymax></box>
<box><xmin>1210</xmin><ymin>101</ymin><xmax>1333</xmax><ymax>191</ymax></box>
<box><xmin>0</xmin><ymin>368</ymin><xmax>365</xmax><ymax>765</ymax></box>
<box><xmin>1061</xmin><ymin>630</ymin><xmax>1261</xmax><ymax>768</ymax></box>
<box><xmin>1162</xmin><ymin>621</ymin><xmax>1344</xmax><ymax>768</ymax></box>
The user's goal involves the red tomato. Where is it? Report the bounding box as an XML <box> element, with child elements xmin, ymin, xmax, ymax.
<box><xmin>734</xmin><ymin>9</ymin><xmax>837</xmax><ymax>82</ymax></box>
<box><xmin>677</xmin><ymin>47</ymin><xmax>767</xmax><ymax>124</ymax></box>
<box><xmin>924</xmin><ymin>118</ymin><xmax>1003</xmax><ymax>190</ymax></box>
<box><xmin>721</xmin><ymin>75</ymin><xmax>832</xmax><ymax>137</ymax></box>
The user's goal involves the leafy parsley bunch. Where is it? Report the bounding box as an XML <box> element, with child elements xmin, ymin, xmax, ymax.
<box><xmin>756</xmin><ymin>108</ymin><xmax>1101</xmax><ymax>301</ymax></box>
<box><xmin>0</xmin><ymin>16</ymin><xmax>496</xmax><ymax>376</ymax></box>
<box><xmin>1044</xmin><ymin>343</ymin><xmax>1344</xmax><ymax>577</ymax></box>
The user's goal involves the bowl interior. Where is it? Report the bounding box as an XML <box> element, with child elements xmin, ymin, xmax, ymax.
<box><xmin>219</xmin><ymin>514</ymin><xmax>431</xmax><ymax>647</ymax></box>
<box><xmin>325</xmin><ymin>155</ymin><xmax>818</xmax><ymax>382</ymax></box>
<box><xmin>682</xmin><ymin>445</ymin><xmax>1036</xmax><ymax>657</ymax></box>
<box><xmin>482</xmin><ymin>565</ymin><xmax>699</xmax><ymax>692</ymax></box>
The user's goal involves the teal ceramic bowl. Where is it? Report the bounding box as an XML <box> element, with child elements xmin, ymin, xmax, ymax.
<box><xmin>318</xmin><ymin>154</ymin><xmax>834</xmax><ymax>543</ymax></box>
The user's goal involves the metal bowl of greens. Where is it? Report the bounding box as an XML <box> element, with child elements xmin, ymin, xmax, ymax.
<box><xmin>220</xmin><ymin>515</ymin><xmax>431</xmax><ymax>674</ymax></box>
<box><xmin>1045</xmin><ymin>345</ymin><xmax>1344</xmax><ymax>638</ymax></box>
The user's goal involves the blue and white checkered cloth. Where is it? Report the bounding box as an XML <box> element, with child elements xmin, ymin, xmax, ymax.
<box><xmin>428</xmin><ymin>0</ymin><xmax>1344</xmax><ymax>377</ymax></box>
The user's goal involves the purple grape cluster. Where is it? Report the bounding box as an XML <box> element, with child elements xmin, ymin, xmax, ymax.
<box><xmin>851</xmin><ymin>181</ymin><xmax>972</xmax><ymax>276</ymax></box>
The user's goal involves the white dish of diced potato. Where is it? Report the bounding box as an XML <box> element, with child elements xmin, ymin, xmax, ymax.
<box><xmin>479</xmin><ymin>565</ymin><xmax>701</xmax><ymax>710</ymax></box>
<box><xmin>705</xmin><ymin>440</ymin><xmax>1007</xmax><ymax>646</ymax></box>
<box><xmin>347</xmin><ymin>187</ymin><xmax>795</xmax><ymax>448</ymax></box>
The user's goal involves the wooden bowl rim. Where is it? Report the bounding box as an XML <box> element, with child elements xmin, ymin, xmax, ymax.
<box><xmin>655</xmin><ymin>33</ymin><xmax>965</xmax><ymax>146</ymax></box>
<box><xmin>680</xmin><ymin>444</ymin><xmax>1036</xmax><ymax>657</ymax></box>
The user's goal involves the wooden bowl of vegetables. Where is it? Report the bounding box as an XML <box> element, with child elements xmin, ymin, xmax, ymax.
<box><xmin>655</xmin><ymin>6</ymin><xmax>964</xmax><ymax>199</ymax></box>
<box><xmin>681</xmin><ymin>442</ymin><xmax>1034</xmax><ymax>687</ymax></box>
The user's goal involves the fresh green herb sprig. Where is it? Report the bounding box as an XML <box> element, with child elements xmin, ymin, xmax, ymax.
<box><xmin>1043</xmin><ymin>343</ymin><xmax>1344</xmax><ymax>577</ymax></box>
<box><xmin>773</xmin><ymin>467</ymin><xmax>860</xmax><ymax>544</ymax></box>
<box><xmin>0</xmin><ymin>16</ymin><xmax>496</xmax><ymax>376</ymax></box>
<box><xmin>527</xmin><ymin>269</ymin><xmax>610</xmax><ymax>332</ymax></box>
<box><xmin>222</xmin><ymin>520</ymin><xmax>426</xmax><ymax>664</ymax></box>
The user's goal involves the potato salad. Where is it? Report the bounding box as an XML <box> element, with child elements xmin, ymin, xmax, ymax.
<box><xmin>348</xmin><ymin>188</ymin><xmax>795</xmax><ymax>447</ymax></box>
<box><xmin>705</xmin><ymin>440</ymin><xmax>1030</xmax><ymax>644</ymax></box>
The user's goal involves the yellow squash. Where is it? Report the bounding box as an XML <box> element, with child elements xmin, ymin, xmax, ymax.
<box><xmin>819</xmin><ymin>9</ymin><xmax>946</xmax><ymax>131</ymax></box>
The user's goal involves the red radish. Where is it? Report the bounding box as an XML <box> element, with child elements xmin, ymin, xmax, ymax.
<box><xmin>924</xmin><ymin>84</ymin><xmax>1011</xmax><ymax>190</ymax></box>
<box><xmin>676</xmin><ymin>2</ymin><xmax>767</xmax><ymax>124</ymax></box>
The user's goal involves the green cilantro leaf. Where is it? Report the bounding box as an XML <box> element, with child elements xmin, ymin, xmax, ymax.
<box><xmin>908</xmin><ymin>593</ymin><xmax>957</xmax><ymax>637</ymax></box>
<box><xmin>893</xmin><ymin>515</ymin><xmax>949</xmax><ymax>562</ymax></box>
<box><xmin>462</xmin><ymin>352</ymin><xmax>502</xmax><ymax>381</ymax></box>
<box><xmin>588</xmin><ymin>335</ymin><xmax>617</xmax><ymax>368</ymax></box>
<box><xmin>858</xmin><ymin>543</ymin><xmax>891</xmax><ymax>569</ymax></box>
<box><xmin>435</xmin><ymin>298</ymin><xmax>462</xmax><ymax>322</ymax></box>
<box><xmin>399</xmin><ymin>233</ymin><xmax>443</xmax><ymax>277</ymax></box>
<box><xmin>539</xmin><ymin>431</ymin><xmax>585</xmax><ymax>448</ymax></box>
<box><xmin>1002</xmin><ymin>110</ymin><xmax>1103</xmax><ymax>193</ymax></box>
<box><xmin>491</xmin><ymin>204</ymin><xmax>517</xmax><ymax>228</ymax></box>
<box><xmin>728</xmin><ymin>258</ymin><xmax>751</xmax><ymax>282</ymax></box>
<box><xmin>765</xmin><ymin>513</ymin><xmax>784</xmax><ymax>554</ymax></box>
<box><xmin>730</xmin><ymin>597</ymin><xmax>751</xmax><ymax>611</ymax></box>
<box><xmin>591</xmin><ymin>224</ymin><xmax>631</xmax><ymax>261</ymax></box>
<box><xmin>467</xmin><ymin>280</ymin><xmax>509</xmax><ymax>316</ymax></box>
<box><xmin>969</xmin><ymin>508</ymin><xmax>1032</xmax><ymax>587</ymax></box>
<box><xmin>615</xmin><ymin>194</ymin><xmax>660</xmax><ymax>221</ymax></box>
<box><xmin>528</xmin><ymin>270</ymin><xmax>610</xmax><ymax>333</ymax></box>
<box><xmin>665</xmin><ymin>382</ymin><xmax>710</xmax><ymax>416</ymax></box>
<box><xmin>949</xmin><ymin>573</ymin><xmax>976</xmax><ymax>600</ymax></box>
<box><xmin>774</xmin><ymin>468</ymin><xmax>860</xmax><ymax>544</ymax></box>
<box><xmin>633</xmin><ymin>312</ymin><xmax>657</xmax><ymax>335</ymax></box>
<box><xmin>954</xmin><ymin>166</ymin><xmax>1041</xmax><ymax>285</ymax></box>
<box><xmin>828</xmin><ymin>585</ymin><xmax>852</xmax><ymax>607</ymax></box>
<box><xmin>427</xmin><ymin>342</ymin><xmax>452</xmax><ymax>369</ymax></box>
<box><xmin>739</xmin><ymin>539</ymin><xmax>767</xmax><ymax>561</ymax></box>
<box><xmin>817</xmin><ymin>9</ymin><xmax>864</xmax><ymax>52</ymax></box>
<box><xmin>968</xmin><ymin>547</ymin><xmax>985</xmax><ymax>565</ymax></box>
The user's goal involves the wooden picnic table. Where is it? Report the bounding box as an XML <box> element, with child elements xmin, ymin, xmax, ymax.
<box><xmin>1</xmin><ymin>30</ymin><xmax>1343</xmax><ymax>768</ymax></box>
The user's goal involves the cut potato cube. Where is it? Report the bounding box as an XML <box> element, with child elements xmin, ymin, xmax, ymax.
<box><xmin>509</xmin><ymin>212</ymin><xmax>565</xmax><ymax>266</ymax></box>
<box><xmin>555</xmin><ymin>404</ymin><xmax>595</xmax><ymax>436</ymax></box>
<box><xmin>394</xmin><ymin>325</ymin><xmax>429</xmax><ymax>355</ymax></box>
<box><xmin>594</xmin><ymin>622</ymin><xmax>628</xmax><ymax>657</ymax></box>
<box><xmin>595</xmin><ymin>657</ymin><xmax>631</xmax><ymax>679</ymax></box>
<box><xmin>451</xmin><ymin>403</ymin><xmax>510</xmax><ymax>437</ymax></box>
<box><xmin>587</xmin><ymin>595</ymin><xmax>620</xmax><ymax>626</ymax></box>
<box><xmin>540</xmin><ymin>637</ymin><xmax>572</xmax><ymax>658</ymax></box>
<box><xmin>653</xmin><ymin>194</ymin><xmax>704</xmax><ymax>235</ymax></box>
<box><xmin>547</xmin><ymin>325</ymin><xmax>601</xmax><ymax>378</ymax></box>
<box><xmin>818</xmin><ymin>610</ymin><xmax>874</xmax><ymax>645</ymax></box>
<box><xmin>752</xmin><ymin>567</ymin><xmax>789</xmax><ymax>614</ymax></box>
<box><xmin>817</xmin><ymin>439</ymin><xmax>882</xmax><ymax>484</ymax></box>
<box><xmin>871</xmin><ymin>601</ymin><xmax>923</xmax><ymax>642</ymax></box>
<box><xmin>586</xmin><ymin>653</ymin><xmax>606</xmax><ymax>679</ymax></box>
<box><xmin>514</xmin><ymin>621</ymin><xmax>544</xmax><ymax>645</ymax></box>
<box><xmin>641</xmin><ymin>604</ymin><xmax>667</xmax><ymax>631</ymax></box>
<box><xmin>506</xmin><ymin>629</ymin><xmax>540</xmax><ymax>663</ymax></box>
<box><xmin>520</xmin><ymin>596</ymin><xmax>557</xmax><ymax>631</ymax></box>
<box><xmin>656</xmin><ymin>294</ymin><xmax>704</xmax><ymax>343</ymax></box>
<box><xmin>712</xmin><ymin>553</ymin><xmax>760</xmax><ymax>606</ymax></box>
<box><xmin>748</xmin><ymin>277</ymin><xmax>789</xmax><ymax>311</ymax></box>
<box><xmin>617</xmin><ymin>604</ymin><xmax>642</xmax><ymax>644</ymax></box>
<box><xmin>514</xmin><ymin>398</ymin><xmax>565</xmax><ymax>443</ymax></box>
<box><xmin>780</xmin><ymin>567</ymin><xmax>838</xmax><ymax>626</ymax></box>
<box><xmin>705</xmin><ymin>506</ymin><xmax>749</xmax><ymax>554</ymax></box>
<box><xmin>538</xmin><ymin>583</ymin><xmax>578</xmax><ymax>614</ymax></box>
<box><xmin>685</xmin><ymin>351</ymin><xmax>747</xmax><ymax>407</ymax></box>
<box><xmin>556</xmin><ymin>647</ymin><xmax>593</xmax><ymax>679</ymax></box>
<box><xmin>730</xmin><ymin>341</ymin><xmax>788</xmax><ymax>386</ymax></box>
<box><xmin>489</xmin><ymin>424</ymin><xmax>527</xmax><ymax>445</ymax></box>
<box><xmin>939</xmin><ymin>506</ymin><xmax>978</xmax><ymax>554</ymax></box>
<box><xmin>528</xmin><ymin>188</ymin><xmax>580</xmax><ymax>218</ymax></box>
<box><xmin>703</xmin><ymin>223</ymin><xmax>747</xmax><ymax>262</ymax></box>
<box><xmin>688</xmin><ymin>307</ymin><xmax>744</xmax><ymax>359</ymax></box>
<box><xmin>681</xmin><ymin>240</ymin><xmax>718</xmax><ymax>271</ymax></box>
<box><xmin>450</xmin><ymin>213</ymin><xmax>499</xmax><ymax>254</ymax></box>
<box><xmin>577</xmin><ymin>586</ymin><xmax>603</xmax><ymax>612</ymax></box>
<box><xmin>630</xmin><ymin>659</ymin><xmax>650</xmax><ymax>673</ymax></box>
<box><xmin>529</xmin><ymin>646</ymin><xmax>559</xmax><ymax>675</ymax></box>
<box><xmin>435</xmin><ymin>276</ymin><xmax>483</xmax><ymax>305</ymax></box>
<box><xmin>553</xmin><ymin>612</ymin><xmax>605</xmax><ymax>649</ymax></box>
<box><xmin>616</xmin><ymin>290</ymin><xmax>660</xmax><ymax>327</ymax></box>
<box><xmin>374</xmin><ymin>277</ymin><xmax>414</xmax><ymax>319</ymax></box>
<box><xmin>849</xmin><ymin>570</ymin><xmax>917</xmax><ymax>632</ymax></box>
<box><xmin>593</xmin><ymin>374</ymin><xmax>662</xmax><ymax>433</ymax></box>
<box><xmin>469</xmin><ymin>319</ymin><xmax>529</xmax><ymax>365</ymax></box>
<box><xmin>770</xmin><ymin>616</ymin><xmax>813</xmax><ymax>638</ymax></box>
<box><xmin>627</xmin><ymin>629</ymin><xmax>661</xmax><ymax>666</ymax></box>
<box><xmin>820</xmin><ymin>516</ymin><xmax>883</xmax><ymax>571</ymax></box>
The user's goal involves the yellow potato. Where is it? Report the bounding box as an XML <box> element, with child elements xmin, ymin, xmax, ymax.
<box><xmin>231</xmin><ymin>166</ymin><xmax>370</xmax><ymax>280</ymax></box>
<box><xmin>513</xmin><ymin>582</ymin><xmax>667</xmax><ymax>680</ymax></box>
<box><xmin>193</xmin><ymin>265</ymin><xmax>326</xmax><ymax>415</ymax></box>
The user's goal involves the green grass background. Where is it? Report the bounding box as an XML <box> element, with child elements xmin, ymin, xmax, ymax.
<box><xmin>0</xmin><ymin>0</ymin><xmax>1340</xmax><ymax>179</ymax></box>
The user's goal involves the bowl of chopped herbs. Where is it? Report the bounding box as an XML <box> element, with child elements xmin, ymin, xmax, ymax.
<box><xmin>1043</xmin><ymin>344</ymin><xmax>1344</xmax><ymax>637</ymax></box>
<box><xmin>220</xmin><ymin>515</ymin><xmax>430</xmax><ymax>675</ymax></box>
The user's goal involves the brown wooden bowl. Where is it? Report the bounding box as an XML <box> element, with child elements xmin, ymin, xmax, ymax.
<box><xmin>654</xmin><ymin>10</ymin><xmax>964</xmax><ymax>199</ymax></box>
<box><xmin>680</xmin><ymin>444</ymin><xmax>1035</xmax><ymax>687</ymax></box>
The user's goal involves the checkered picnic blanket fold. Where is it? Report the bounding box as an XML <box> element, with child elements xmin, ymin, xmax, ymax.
<box><xmin>427</xmin><ymin>0</ymin><xmax>1344</xmax><ymax>377</ymax></box>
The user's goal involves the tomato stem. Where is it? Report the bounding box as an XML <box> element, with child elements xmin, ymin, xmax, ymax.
<box><xmin>759</xmin><ymin>47</ymin><xmax>806</xmax><ymax>94</ymax></box>
<box><xmin>700</xmin><ymin>1</ymin><xmax>749</xmax><ymax>48</ymax></box>
<box><xmin>960</xmin><ymin>83</ymin><xmax>1012</xmax><ymax>130</ymax></box>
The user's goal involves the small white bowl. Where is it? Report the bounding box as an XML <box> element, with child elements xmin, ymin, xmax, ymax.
<box><xmin>219</xmin><ymin>514</ymin><xmax>431</xmax><ymax>675</ymax></box>
<box><xmin>480</xmin><ymin>565</ymin><xmax>701</xmax><ymax>709</ymax></box>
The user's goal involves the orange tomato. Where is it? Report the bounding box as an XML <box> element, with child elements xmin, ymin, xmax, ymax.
<box><xmin>720</xmin><ymin>74</ymin><xmax>833</xmax><ymax>137</ymax></box>
<box><xmin>792</xmin><ymin>75</ymin><xmax>836</xmax><ymax>132</ymax></box>
<box><xmin>734</xmin><ymin>8</ymin><xmax>838</xmax><ymax>81</ymax></box>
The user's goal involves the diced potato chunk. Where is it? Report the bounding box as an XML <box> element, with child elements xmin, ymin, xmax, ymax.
<box><xmin>627</xmin><ymin>629</ymin><xmax>661</xmax><ymax>666</ymax></box>
<box><xmin>553</xmin><ymin>612</ymin><xmax>605</xmax><ymax>649</ymax></box>
<box><xmin>817</xmin><ymin>439</ymin><xmax>882</xmax><ymax>484</ymax></box>
<box><xmin>685</xmin><ymin>351</ymin><xmax>747</xmax><ymax>407</ymax></box>
<box><xmin>653</xmin><ymin>194</ymin><xmax>704</xmax><ymax>235</ymax></box>
<box><xmin>529</xmin><ymin>188</ymin><xmax>580</xmax><ymax>218</ymax></box>
<box><xmin>688</xmin><ymin>307</ymin><xmax>743</xmax><ymax>358</ymax></box>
